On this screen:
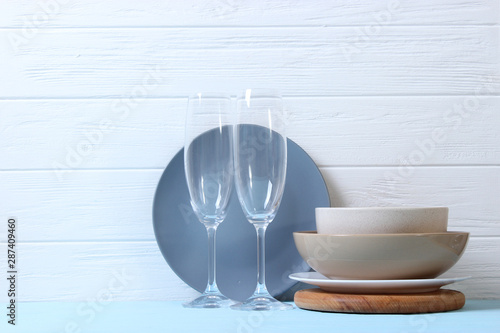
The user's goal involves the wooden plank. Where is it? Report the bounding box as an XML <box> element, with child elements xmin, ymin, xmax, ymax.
<box><xmin>1</xmin><ymin>27</ymin><xmax>498</xmax><ymax>97</ymax></box>
<box><xmin>0</xmin><ymin>168</ymin><xmax>498</xmax><ymax>241</ymax></box>
<box><xmin>0</xmin><ymin>237</ymin><xmax>497</xmax><ymax>302</ymax></box>
<box><xmin>0</xmin><ymin>241</ymin><xmax>197</xmax><ymax>302</ymax></box>
<box><xmin>1</xmin><ymin>97</ymin><xmax>499</xmax><ymax>170</ymax></box>
<box><xmin>0</xmin><ymin>170</ymin><xmax>162</xmax><ymax>241</ymax></box>
<box><xmin>1</xmin><ymin>0</ymin><xmax>498</xmax><ymax>27</ymax></box>
<box><xmin>321</xmin><ymin>167</ymin><xmax>500</xmax><ymax>235</ymax></box>
<box><xmin>0</xmin><ymin>99</ymin><xmax>185</xmax><ymax>170</ymax></box>
<box><xmin>284</xmin><ymin>97</ymin><xmax>500</xmax><ymax>167</ymax></box>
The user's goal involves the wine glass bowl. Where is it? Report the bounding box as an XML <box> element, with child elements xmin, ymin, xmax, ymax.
<box><xmin>233</xmin><ymin>124</ymin><xmax>287</xmax><ymax>224</ymax></box>
<box><xmin>185</xmin><ymin>125</ymin><xmax>233</xmax><ymax>224</ymax></box>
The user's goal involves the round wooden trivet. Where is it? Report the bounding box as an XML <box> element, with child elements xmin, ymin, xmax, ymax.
<box><xmin>294</xmin><ymin>288</ymin><xmax>465</xmax><ymax>314</ymax></box>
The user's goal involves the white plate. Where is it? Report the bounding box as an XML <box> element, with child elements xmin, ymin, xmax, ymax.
<box><xmin>289</xmin><ymin>272</ymin><xmax>470</xmax><ymax>294</ymax></box>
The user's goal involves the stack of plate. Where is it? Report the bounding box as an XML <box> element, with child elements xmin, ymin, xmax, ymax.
<box><xmin>290</xmin><ymin>207</ymin><xmax>469</xmax><ymax>293</ymax></box>
<box><xmin>290</xmin><ymin>207</ymin><xmax>470</xmax><ymax>313</ymax></box>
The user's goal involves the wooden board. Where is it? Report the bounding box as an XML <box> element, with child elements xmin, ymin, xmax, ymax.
<box><xmin>2</xmin><ymin>169</ymin><xmax>499</xmax><ymax>240</ymax></box>
<box><xmin>2</xmin><ymin>97</ymin><xmax>500</xmax><ymax>170</ymax></box>
<box><xmin>294</xmin><ymin>289</ymin><xmax>465</xmax><ymax>314</ymax></box>
<box><xmin>2</xmin><ymin>0</ymin><xmax>499</xmax><ymax>27</ymax></box>
<box><xmin>1</xmin><ymin>27</ymin><xmax>498</xmax><ymax>98</ymax></box>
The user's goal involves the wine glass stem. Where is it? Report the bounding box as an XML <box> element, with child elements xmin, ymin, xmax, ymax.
<box><xmin>254</xmin><ymin>223</ymin><xmax>270</xmax><ymax>296</ymax></box>
<box><xmin>205</xmin><ymin>224</ymin><xmax>220</xmax><ymax>294</ymax></box>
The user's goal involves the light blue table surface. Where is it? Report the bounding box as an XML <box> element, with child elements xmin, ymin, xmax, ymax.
<box><xmin>2</xmin><ymin>300</ymin><xmax>499</xmax><ymax>333</ymax></box>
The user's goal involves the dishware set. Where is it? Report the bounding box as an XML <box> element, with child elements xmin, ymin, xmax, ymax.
<box><xmin>290</xmin><ymin>207</ymin><xmax>470</xmax><ymax>313</ymax></box>
<box><xmin>155</xmin><ymin>89</ymin><xmax>470</xmax><ymax>313</ymax></box>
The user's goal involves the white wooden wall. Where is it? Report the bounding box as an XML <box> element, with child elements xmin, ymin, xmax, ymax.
<box><xmin>1</xmin><ymin>1</ymin><xmax>499</xmax><ymax>301</ymax></box>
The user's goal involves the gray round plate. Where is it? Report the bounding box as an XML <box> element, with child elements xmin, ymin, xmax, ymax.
<box><xmin>152</xmin><ymin>136</ymin><xmax>329</xmax><ymax>301</ymax></box>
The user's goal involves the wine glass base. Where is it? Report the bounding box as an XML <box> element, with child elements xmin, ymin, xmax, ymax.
<box><xmin>183</xmin><ymin>294</ymin><xmax>234</xmax><ymax>309</ymax></box>
<box><xmin>231</xmin><ymin>295</ymin><xmax>294</xmax><ymax>311</ymax></box>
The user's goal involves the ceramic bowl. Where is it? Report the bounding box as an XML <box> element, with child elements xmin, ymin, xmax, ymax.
<box><xmin>293</xmin><ymin>231</ymin><xmax>468</xmax><ymax>280</ymax></box>
<box><xmin>315</xmin><ymin>207</ymin><xmax>448</xmax><ymax>235</ymax></box>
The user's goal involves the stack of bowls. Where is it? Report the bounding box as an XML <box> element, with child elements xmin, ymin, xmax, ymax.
<box><xmin>293</xmin><ymin>207</ymin><xmax>469</xmax><ymax>280</ymax></box>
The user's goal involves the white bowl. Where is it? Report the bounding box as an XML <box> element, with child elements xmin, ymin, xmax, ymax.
<box><xmin>316</xmin><ymin>207</ymin><xmax>448</xmax><ymax>235</ymax></box>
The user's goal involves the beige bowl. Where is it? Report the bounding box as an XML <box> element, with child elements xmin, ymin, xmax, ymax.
<box><xmin>293</xmin><ymin>231</ymin><xmax>468</xmax><ymax>280</ymax></box>
<box><xmin>316</xmin><ymin>207</ymin><xmax>448</xmax><ymax>234</ymax></box>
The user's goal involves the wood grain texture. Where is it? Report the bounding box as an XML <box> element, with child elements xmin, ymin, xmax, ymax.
<box><xmin>0</xmin><ymin>170</ymin><xmax>162</xmax><ymax>241</ymax></box>
<box><xmin>0</xmin><ymin>241</ymin><xmax>198</xmax><ymax>303</ymax></box>
<box><xmin>1</xmin><ymin>0</ymin><xmax>498</xmax><ymax>27</ymax></box>
<box><xmin>1</xmin><ymin>97</ymin><xmax>499</xmax><ymax>170</ymax></box>
<box><xmin>0</xmin><ymin>168</ymin><xmax>498</xmax><ymax>241</ymax></box>
<box><xmin>322</xmin><ymin>167</ymin><xmax>500</xmax><ymax>234</ymax></box>
<box><xmin>0</xmin><ymin>237</ymin><xmax>498</xmax><ymax>303</ymax></box>
<box><xmin>1</xmin><ymin>27</ymin><xmax>499</xmax><ymax>97</ymax></box>
<box><xmin>294</xmin><ymin>289</ymin><xmax>465</xmax><ymax>313</ymax></box>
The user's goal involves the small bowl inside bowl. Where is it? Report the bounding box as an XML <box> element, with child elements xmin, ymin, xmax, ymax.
<box><xmin>316</xmin><ymin>207</ymin><xmax>448</xmax><ymax>235</ymax></box>
<box><xmin>293</xmin><ymin>231</ymin><xmax>468</xmax><ymax>280</ymax></box>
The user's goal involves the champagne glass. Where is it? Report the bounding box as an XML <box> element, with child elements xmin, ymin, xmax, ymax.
<box><xmin>183</xmin><ymin>93</ymin><xmax>234</xmax><ymax>308</ymax></box>
<box><xmin>231</xmin><ymin>89</ymin><xmax>293</xmax><ymax>311</ymax></box>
